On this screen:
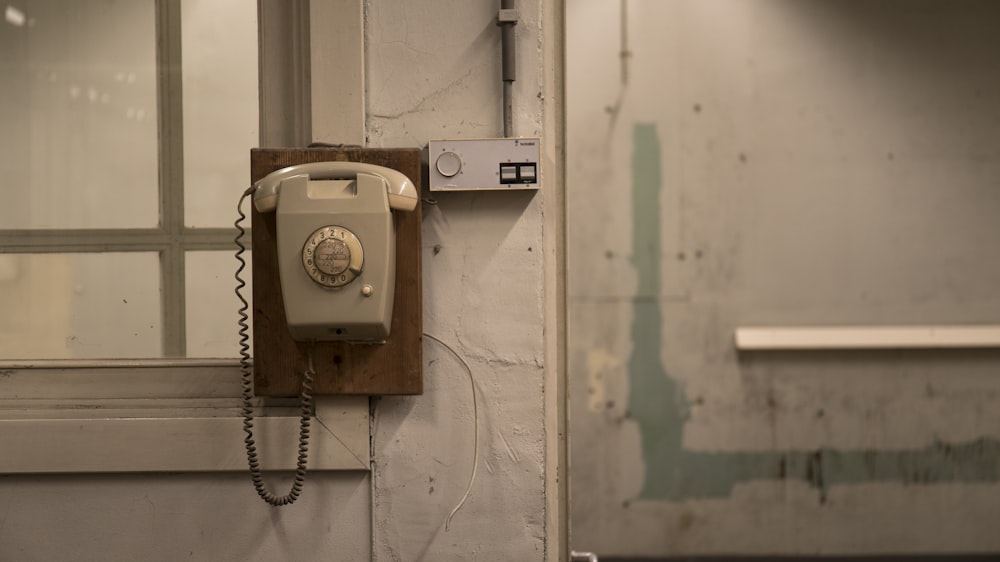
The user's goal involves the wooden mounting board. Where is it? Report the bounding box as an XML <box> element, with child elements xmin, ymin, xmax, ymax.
<box><xmin>249</xmin><ymin>148</ymin><xmax>422</xmax><ymax>396</ymax></box>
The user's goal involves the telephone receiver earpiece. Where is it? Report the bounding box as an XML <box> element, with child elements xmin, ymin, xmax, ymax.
<box><xmin>253</xmin><ymin>161</ymin><xmax>418</xmax><ymax>213</ymax></box>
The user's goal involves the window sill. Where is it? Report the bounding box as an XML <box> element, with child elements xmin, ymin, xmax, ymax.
<box><xmin>0</xmin><ymin>360</ymin><xmax>369</xmax><ymax>473</ymax></box>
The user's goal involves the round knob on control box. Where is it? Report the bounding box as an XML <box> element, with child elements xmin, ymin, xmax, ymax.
<box><xmin>435</xmin><ymin>151</ymin><xmax>462</xmax><ymax>177</ymax></box>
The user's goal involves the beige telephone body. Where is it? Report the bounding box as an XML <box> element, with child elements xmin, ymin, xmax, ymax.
<box><xmin>253</xmin><ymin>162</ymin><xmax>418</xmax><ymax>342</ymax></box>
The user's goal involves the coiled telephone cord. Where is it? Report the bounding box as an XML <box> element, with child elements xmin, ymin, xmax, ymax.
<box><xmin>235</xmin><ymin>186</ymin><xmax>315</xmax><ymax>507</ymax></box>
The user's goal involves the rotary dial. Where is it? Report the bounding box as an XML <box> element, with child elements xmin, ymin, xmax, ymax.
<box><xmin>301</xmin><ymin>226</ymin><xmax>364</xmax><ymax>287</ymax></box>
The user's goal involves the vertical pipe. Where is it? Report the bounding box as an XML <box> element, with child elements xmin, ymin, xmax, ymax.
<box><xmin>501</xmin><ymin>0</ymin><xmax>516</xmax><ymax>80</ymax></box>
<box><xmin>500</xmin><ymin>0</ymin><xmax>516</xmax><ymax>137</ymax></box>
<box><xmin>503</xmin><ymin>81</ymin><xmax>513</xmax><ymax>137</ymax></box>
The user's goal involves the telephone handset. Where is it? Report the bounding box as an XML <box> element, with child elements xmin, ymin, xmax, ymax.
<box><xmin>253</xmin><ymin>161</ymin><xmax>418</xmax><ymax>342</ymax></box>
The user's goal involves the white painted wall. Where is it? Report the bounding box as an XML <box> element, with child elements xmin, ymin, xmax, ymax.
<box><xmin>366</xmin><ymin>0</ymin><xmax>553</xmax><ymax>560</ymax></box>
<box><xmin>569</xmin><ymin>0</ymin><xmax>1000</xmax><ymax>557</ymax></box>
<box><xmin>0</xmin><ymin>473</ymin><xmax>371</xmax><ymax>561</ymax></box>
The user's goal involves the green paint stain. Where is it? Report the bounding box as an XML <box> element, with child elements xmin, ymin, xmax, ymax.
<box><xmin>628</xmin><ymin>123</ymin><xmax>689</xmax><ymax>498</ymax></box>
<box><xmin>626</xmin><ymin>122</ymin><xmax>1000</xmax><ymax>501</ymax></box>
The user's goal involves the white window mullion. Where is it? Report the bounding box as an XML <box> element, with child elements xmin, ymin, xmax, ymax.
<box><xmin>156</xmin><ymin>0</ymin><xmax>188</xmax><ymax>357</ymax></box>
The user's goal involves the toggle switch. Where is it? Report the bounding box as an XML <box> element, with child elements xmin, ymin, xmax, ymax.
<box><xmin>518</xmin><ymin>163</ymin><xmax>537</xmax><ymax>183</ymax></box>
<box><xmin>500</xmin><ymin>164</ymin><xmax>519</xmax><ymax>183</ymax></box>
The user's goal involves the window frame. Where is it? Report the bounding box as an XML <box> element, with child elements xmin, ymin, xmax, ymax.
<box><xmin>0</xmin><ymin>0</ymin><xmax>370</xmax><ymax>475</ymax></box>
<box><xmin>0</xmin><ymin>360</ymin><xmax>369</xmax><ymax>472</ymax></box>
<box><xmin>0</xmin><ymin>0</ymin><xmax>233</xmax><ymax>357</ymax></box>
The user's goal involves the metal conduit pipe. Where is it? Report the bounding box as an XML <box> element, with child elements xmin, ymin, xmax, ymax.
<box><xmin>497</xmin><ymin>0</ymin><xmax>518</xmax><ymax>137</ymax></box>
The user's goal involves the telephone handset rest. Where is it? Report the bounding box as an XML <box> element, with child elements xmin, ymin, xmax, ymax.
<box><xmin>253</xmin><ymin>161</ymin><xmax>418</xmax><ymax>213</ymax></box>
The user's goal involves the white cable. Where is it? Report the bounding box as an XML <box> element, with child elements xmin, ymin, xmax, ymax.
<box><xmin>423</xmin><ymin>332</ymin><xmax>479</xmax><ymax>531</ymax></box>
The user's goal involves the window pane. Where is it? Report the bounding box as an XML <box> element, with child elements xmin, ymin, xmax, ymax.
<box><xmin>185</xmin><ymin>251</ymin><xmax>251</xmax><ymax>358</ymax></box>
<box><xmin>0</xmin><ymin>1</ymin><xmax>159</xmax><ymax>229</ymax></box>
<box><xmin>182</xmin><ymin>0</ymin><xmax>258</xmax><ymax>228</ymax></box>
<box><xmin>0</xmin><ymin>253</ymin><xmax>161</xmax><ymax>359</ymax></box>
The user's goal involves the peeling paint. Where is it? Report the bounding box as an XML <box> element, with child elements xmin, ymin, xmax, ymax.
<box><xmin>627</xmin><ymin>122</ymin><xmax>1000</xmax><ymax>502</ymax></box>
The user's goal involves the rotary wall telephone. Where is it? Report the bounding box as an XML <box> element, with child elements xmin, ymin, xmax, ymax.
<box><xmin>254</xmin><ymin>161</ymin><xmax>418</xmax><ymax>340</ymax></box>
<box><xmin>235</xmin><ymin>161</ymin><xmax>418</xmax><ymax>506</ymax></box>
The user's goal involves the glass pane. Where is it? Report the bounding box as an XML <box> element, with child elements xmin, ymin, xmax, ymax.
<box><xmin>0</xmin><ymin>253</ymin><xmax>161</xmax><ymax>359</ymax></box>
<box><xmin>182</xmin><ymin>0</ymin><xmax>258</xmax><ymax>228</ymax></box>
<box><xmin>185</xmin><ymin>251</ymin><xmax>251</xmax><ymax>358</ymax></box>
<box><xmin>0</xmin><ymin>1</ymin><xmax>159</xmax><ymax>229</ymax></box>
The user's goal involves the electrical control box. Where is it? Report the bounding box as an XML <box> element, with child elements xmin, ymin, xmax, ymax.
<box><xmin>428</xmin><ymin>138</ymin><xmax>540</xmax><ymax>191</ymax></box>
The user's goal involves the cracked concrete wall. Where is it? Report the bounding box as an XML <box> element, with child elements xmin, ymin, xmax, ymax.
<box><xmin>568</xmin><ymin>0</ymin><xmax>1000</xmax><ymax>557</ymax></box>
<box><xmin>366</xmin><ymin>0</ymin><xmax>550</xmax><ymax>560</ymax></box>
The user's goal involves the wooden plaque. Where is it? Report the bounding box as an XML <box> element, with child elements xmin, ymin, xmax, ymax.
<box><xmin>249</xmin><ymin>148</ymin><xmax>422</xmax><ymax>396</ymax></box>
